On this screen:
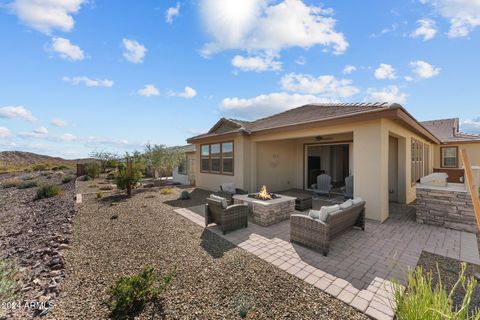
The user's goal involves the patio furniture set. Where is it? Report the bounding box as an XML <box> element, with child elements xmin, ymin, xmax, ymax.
<box><xmin>205</xmin><ymin>178</ymin><xmax>364</xmax><ymax>256</ymax></box>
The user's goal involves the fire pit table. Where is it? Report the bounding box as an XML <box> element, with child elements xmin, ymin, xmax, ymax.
<box><xmin>232</xmin><ymin>191</ymin><xmax>296</xmax><ymax>227</ymax></box>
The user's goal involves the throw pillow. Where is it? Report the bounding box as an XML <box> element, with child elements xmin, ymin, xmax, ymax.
<box><xmin>319</xmin><ymin>204</ymin><xmax>340</xmax><ymax>222</ymax></box>
<box><xmin>352</xmin><ymin>197</ymin><xmax>363</xmax><ymax>205</ymax></box>
<box><xmin>339</xmin><ymin>200</ymin><xmax>353</xmax><ymax>209</ymax></box>
<box><xmin>308</xmin><ymin>209</ymin><xmax>321</xmax><ymax>219</ymax></box>
<box><xmin>210</xmin><ymin>194</ymin><xmax>228</xmax><ymax>209</ymax></box>
<box><xmin>221</xmin><ymin>182</ymin><xmax>236</xmax><ymax>194</ymax></box>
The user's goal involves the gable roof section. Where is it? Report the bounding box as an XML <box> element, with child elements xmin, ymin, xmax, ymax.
<box><xmin>421</xmin><ymin>118</ymin><xmax>480</xmax><ymax>143</ymax></box>
<box><xmin>188</xmin><ymin>102</ymin><xmax>440</xmax><ymax>143</ymax></box>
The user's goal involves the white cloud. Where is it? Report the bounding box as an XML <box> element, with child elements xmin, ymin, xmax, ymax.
<box><xmin>410</xmin><ymin>60</ymin><xmax>441</xmax><ymax>79</ymax></box>
<box><xmin>220</xmin><ymin>92</ymin><xmax>328</xmax><ymax>119</ymax></box>
<box><xmin>420</xmin><ymin>0</ymin><xmax>480</xmax><ymax>37</ymax></box>
<box><xmin>410</xmin><ymin>19</ymin><xmax>437</xmax><ymax>41</ymax></box>
<box><xmin>34</xmin><ymin>126</ymin><xmax>48</xmax><ymax>135</ymax></box>
<box><xmin>231</xmin><ymin>55</ymin><xmax>282</xmax><ymax>72</ymax></box>
<box><xmin>122</xmin><ymin>38</ymin><xmax>147</xmax><ymax>64</ymax></box>
<box><xmin>0</xmin><ymin>106</ymin><xmax>36</xmax><ymax>122</ymax></box>
<box><xmin>8</xmin><ymin>0</ymin><xmax>86</xmax><ymax>34</ymax></box>
<box><xmin>137</xmin><ymin>84</ymin><xmax>160</xmax><ymax>97</ymax></box>
<box><xmin>170</xmin><ymin>86</ymin><xmax>197</xmax><ymax>99</ymax></box>
<box><xmin>50</xmin><ymin>37</ymin><xmax>85</xmax><ymax>61</ymax></box>
<box><xmin>63</xmin><ymin>76</ymin><xmax>114</xmax><ymax>87</ymax></box>
<box><xmin>0</xmin><ymin>127</ymin><xmax>11</xmax><ymax>138</ymax></box>
<box><xmin>461</xmin><ymin>118</ymin><xmax>480</xmax><ymax>134</ymax></box>
<box><xmin>295</xmin><ymin>56</ymin><xmax>306</xmax><ymax>65</ymax></box>
<box><xmin>200</xmin><ymin>0</ymin><xmax>348</xmax><ymax>57</ymax></box>
<box><xmin>374</xmin><ymin>63</ymin><xmax>397</xmax><ymax>80</ymax></box>
<box><xmin>343</xmin><ymin>65</ymin><xmax>356</xmax><ymax>74</ymax></box>
<box><xmin>59</xmin><ymin>133</ymin><xmax>77</xmax><ymax>141</ymax></box>
<box><xmin>51</xmin><ymin>118</ymin><xmax>68</xmax><ymax>127</ymax></box>
<box><xmin>280</xmin><ymin>73</ymin><xmax>359</xmax><ymax>98</ymax></box>
<box><xmin>166</xmin><ymin>2</ymin><xmax>180</xmax><ymax>24</ymax></box>
<box><xmin>365</xmin><ymin>85</ymin><xmax>407</xmax><ymax>104</ymax></box>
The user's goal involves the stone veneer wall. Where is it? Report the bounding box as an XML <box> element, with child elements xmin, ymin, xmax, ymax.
<box><xmin>416</xmin><ymin>185</ymin><xmax>477</xmax><ymax>233</ymax></box>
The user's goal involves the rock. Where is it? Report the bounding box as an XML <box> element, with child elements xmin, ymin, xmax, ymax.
<box><xmin>58</xmin><ymin>243</ymin><xmax>70</xmax><ymax>250</ymax></box>
<box><xmin>49</xmin><ymin>270</ymin><xmax>62</xmax><ymax>277</ymax></box>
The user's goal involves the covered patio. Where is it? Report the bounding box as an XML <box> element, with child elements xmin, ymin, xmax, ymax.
<box><xmin>175</xmin><ymin>202</ymin><xmax>480</xmax><ymax>320</ymax></box>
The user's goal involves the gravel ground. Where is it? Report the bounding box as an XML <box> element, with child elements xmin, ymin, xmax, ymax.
<box><xmin>47</xmin><ymin>179</ymin><xmax>369</xmax><ymax>319</ymax></box>
<box><xmin>416</xmin><ymin>251</ymin><xmax>480</xmax><ymax>315</ymax></box>
<box><xmin>0</xmin><ymin>171</ymin><xmax>76</xmax><ymax>319</ymax></box>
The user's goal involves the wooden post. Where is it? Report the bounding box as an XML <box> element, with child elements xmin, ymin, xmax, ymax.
<box><xmin>460</xmin><ymin>149</ymin><xmax>480</xmax><ymax>232</ymax></box>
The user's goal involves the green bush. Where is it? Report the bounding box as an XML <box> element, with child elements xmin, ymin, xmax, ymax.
<box><xmin>393</xmin><ymin>262</ymin><xmax>480</xmax><ymax>320</ymax></box>
<box><xmin>85</xmin><ymin>162</ymin><xmax>100</xmax><ymax>179</ymax></box>
<box><xmin>18</xmin><ymin>180</ymin><xmax>38</xmax><ymax>189</ymax></box>
<box><xmin>116</xmin><ymin>156</ymin><xmax>144</xmax><ymax>197</ymax></box>
<box><xmin>107</xmin><ymin>173</ymin><xmax>116</xmax><ymax>180</ymax></box>
<box><xmin>36</xmin><ymin>184</ymin><xmax>61</xmax><ymax>199</ymax></box>
<box><xmin>179</xmin><ymin>190</ymin><xmax>190</xmax><ymax>200</ymax></box>
<box><xmin>32</xmin><ymin>163</ymin><xmax>49</xmax><ymax>171</ymax></box>
<box><xmin>1</xmin><ymin>178</ymin><xmax>21</xmax><ymax>189</ymax></box>
<box><xmin>21</xmin><ymin>174</ymin><xmax>34</xmax><ymax>181</ymax></box>
<box><xmin>97</xmin><ymin>192</ymin><xmax>104</xmax><ymax>199</ymax></box>
<box><xmin>62</xmin><ymin>176</ymin><xmax>75</xmax><ymax>184</ymax></box>
<box><xmin>81</xmin><ymin>175</ymin><xmax>91</xmax><ymax>181</ymax></box>
<box><xmin>110</xmin><ymin>266</ymin><xmax>173</xmax><ymax>319</ymax></box>
<box><xmin>0</xmin><ymin>259</ymin><xmax>20</xmax><ymax>302</ymax></box>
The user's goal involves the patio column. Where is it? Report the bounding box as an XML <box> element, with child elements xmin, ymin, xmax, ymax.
<box><xmin>353</xmin><ymin>121</ymin><xmax>389</xmax><ymax>222</ymax></box>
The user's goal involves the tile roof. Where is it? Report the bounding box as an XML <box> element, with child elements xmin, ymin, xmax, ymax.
<box><xmin>421</xmin><ymin>118</ymin><xmax>480</xmax><ymax>143</ymax></box>
<box><xmin>189</xmin><ymin>103</ymin><xmax>393</xmax><ymax>141</ymax></box>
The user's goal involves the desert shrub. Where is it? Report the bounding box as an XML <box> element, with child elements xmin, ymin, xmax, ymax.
<box><xmin>36</xmin><ymin>184</ymin><xmax>61</xmax><ymax>199</ymax></box>
<box><xmin>97</xmin><ymin>192</ymin><xmax>104</xmax><ymax>199</ymax></box>
<box><xmin>179</xmin><ymin>190</ymin><xmax>190</xmax><ymax>200</ymax></box>
<box><xmin>62</xmin><ymin>176</ymin><xmax>75</xmax><ymax>184</ymax></box>
<box><xmin>32</xmin><ymin>163</ymin><xmax>50</xmax><ymax>171</ymax></box>
<box><xmin>110</xmin><ymin>266</ymin><xmax>172</xmax><ymax>319</ymax></box>
<box><xmin>0</xmin><ymin>259</ymin><xmax>21</xmax><ymax>302</ymax></box>
<box><xmin>85</xmin><ymin>162</ymin><xmax>100</xmax><ymax>179</ymax></box>
<box><xmin>1</xmin><ymin>178</ymin><xmax>21</xmax><ymax>189</ymax></box>
<box><xmin>116</xmin><ymin>155</ymin><xmax>144</xmax><ymax>197</ymax></box>
<box><xmin>81</xmin><ymin>175</ymin><xmax>91</xmax><ymax>181</ymax></box>
<box><xmin>99</xmin><ymin>186</ymin><xmax>113</xmax><ymax>191</ymax></box>
<box><xmin>57</xmin><ymin>165</ymin><xmax>70</xmax><ymax>170</ymax></box>
<box><xmin>106</xmin><ymin>173</ymin><xmax>116</xmax><ymax>180</ymax></box>
<box><xmin>21</xmin><ymin>174</ymin><xmax>34</xmax><ymax>181</ymax></box>
<box><xmin>18</xmin><ymin>180</ymin><xmax>38</xmax><ymax>189</ymax></box>
<box><xmin>393</xmin><ymin>262</ymin><xmax>479</xmax><ymax>320</ymax></box>
<box><xmin>160</xmin><ymin>187</ymin><xmax>174</xmax><ymax>195</ymax></box>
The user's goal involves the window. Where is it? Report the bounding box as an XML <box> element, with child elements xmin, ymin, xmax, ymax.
<box><xmin>411</xmin><ymin>139</ymin><xmax>428</xmax><ymax>184</ymax></box>
<box><xmin>200</xmin><ymin>141</ymin><xmax>234</xmax><ymax>175</ymax></box>
<box><xmin>441</xmin><ymin>147</ymin><xmax>458</xmax><ymax>168</ymax></box>
<box><xmin>222</xmin><ymin>142</ymin><xmax>233</xmax><ymax>174</ymax></box>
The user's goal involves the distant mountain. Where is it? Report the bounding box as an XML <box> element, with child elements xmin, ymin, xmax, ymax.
<box><xmin>0</xmin><ymin>151</ymin><xmax>87</xmax><ymax>167</ymax></box>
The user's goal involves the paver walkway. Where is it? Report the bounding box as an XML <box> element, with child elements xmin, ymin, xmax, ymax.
<box><xmin>174</xmin><ymin>204</ymin><xmax>480</xmax><ymax>320</ymax></box>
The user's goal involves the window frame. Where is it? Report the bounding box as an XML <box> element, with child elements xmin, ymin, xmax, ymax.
<box><xmin>440</xmin><ymin>146</ymin><xmax>459</xmax><ymax>168</ymax></box>
<box><xmin>200</xmin><ymin>141</ymin><xmax>234</xmax><ymax>175</ymax></box>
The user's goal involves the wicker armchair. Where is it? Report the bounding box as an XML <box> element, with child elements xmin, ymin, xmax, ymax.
<box><xmin>290</xmin><ymin>201</ymin><xmax>365</xmax><ymax>256</ymax></box>
<box><xmin>205</xmin><ymin>197</ymin><xmax>249</xmax><ymax>235</ymax></box>
<box><xmin>217</xmin><ymin>183</ymin><xmax>248</xmax><ymax>203</ymax></box>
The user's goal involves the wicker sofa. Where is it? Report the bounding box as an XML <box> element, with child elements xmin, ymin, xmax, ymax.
<box><xmin>290</xmin><ymin>200</ymin><xmax>365</xmax><ymax>256</ymax></box>
<box><xmin>205</xmin><ymin>196</ymin><xmax>249</xmax><ymax>235</ymax></box>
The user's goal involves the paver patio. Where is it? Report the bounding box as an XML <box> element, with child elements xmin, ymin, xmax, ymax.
<box><xmin>174</xmin><ymin>203</ymin><xmax>480</xmax><ymax>320</ymax></box>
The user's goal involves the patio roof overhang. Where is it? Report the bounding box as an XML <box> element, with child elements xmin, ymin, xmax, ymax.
<box><xmin>187</xmin><ymin>105</ymin><xmax>441</xmax><ymax>145</ymax></box>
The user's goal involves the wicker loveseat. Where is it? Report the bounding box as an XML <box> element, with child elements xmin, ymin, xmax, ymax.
<box><xmin>205</xmin><ymin>196</ymin><xmax>249</xmax><ymax>235</ymax></box>
<box><xmin>290</xmin><ymin>200</ymin><xmax>365</xmax><ymax>256</ymax></box>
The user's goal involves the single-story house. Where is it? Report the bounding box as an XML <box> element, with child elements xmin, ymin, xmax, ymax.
<box><xmin>186</xmin><ymin>102</ymin><xmax>480</xmax><ymax>222</ymax></box>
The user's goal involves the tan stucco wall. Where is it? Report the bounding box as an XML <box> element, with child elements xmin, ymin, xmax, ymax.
<box><xmin>433</xmin><ymin>143</ymin><xmax>480</xmax><ymax>168</ymax></box>
<box><xmin>193</xmin><ymin>135</ymin><xmax>247</xmax><ymax>191</ymax></box>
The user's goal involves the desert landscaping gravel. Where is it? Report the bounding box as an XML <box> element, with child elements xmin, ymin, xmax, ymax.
<box><xmin>0</xmin><ymin>171</ymin><xmax>76</xmax><ymax>319</ymax></box>
<box><xmin>46</xmin><ymin>178</ymin><xmax>370</xmax><ymax>319</ymax></box>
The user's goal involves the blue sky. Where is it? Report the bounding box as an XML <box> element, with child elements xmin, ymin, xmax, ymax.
<box><xmin>0</xmin><ymin>0</ymin><xmax>479</xmax><ymax>159</ymax></box>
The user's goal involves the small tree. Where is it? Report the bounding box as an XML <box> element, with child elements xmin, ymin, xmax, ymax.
<box><xmin>116</xmin><ymin>154</ymin><xmax>143</xmax><ymax>196</ymax></box>
<box><xmin>85</xmin><ymin>162</ymin><xmax>100</xmax><ymax>179</ymax></box>
<box><xmin>144</xmin><ymin>144</ymin><xmax>184</xmax><ymax>182</ymax></box>
<box><xmin>90</xmin><ymin>151</ymin><xmax>119</xmax><ymax>173</ymax></box>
